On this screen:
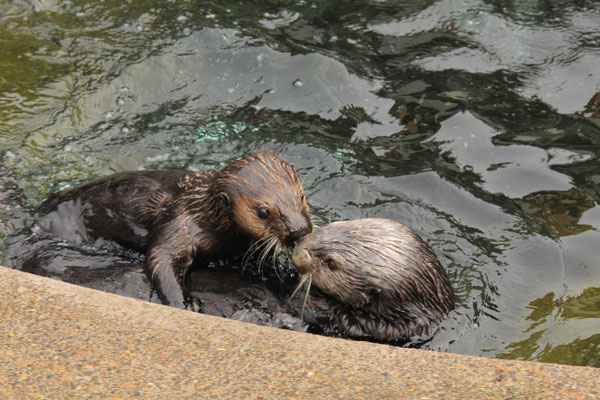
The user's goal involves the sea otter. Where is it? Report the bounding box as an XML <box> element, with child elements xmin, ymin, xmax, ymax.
<box><xmin>291</xmin><ymin>218</ymin><xmax>454</xmax><ymax>343</ymax></box>
<box><xmin>38</xmin><ymin>152</ymin><xmax>313</xmax><ymax>309</ymax></box>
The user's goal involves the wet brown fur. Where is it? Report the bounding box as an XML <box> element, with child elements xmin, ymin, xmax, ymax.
<box><xmin>292</xmin><ymin>218</ymin><xmax>454</xmax><ymax>342</ymax></box>
<box><xmin>39</xmin><ymin>152</ymin><xmax>312</xmax><ymax>309</ymax></box>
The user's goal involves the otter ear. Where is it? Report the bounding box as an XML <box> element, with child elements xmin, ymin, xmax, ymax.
<box><xmin>219</xmin><ymin>192</ymin><xmax>231</xmax><ymax>206</ymax></box>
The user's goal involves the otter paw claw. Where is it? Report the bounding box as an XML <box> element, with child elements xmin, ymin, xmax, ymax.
<box><xmin>185</xmin><ymin>294</ymin><xmax>202</xmax><ymax>312</ymax></box>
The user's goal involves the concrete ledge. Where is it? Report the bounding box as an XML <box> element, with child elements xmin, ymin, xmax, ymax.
<box><xmin>1</xmin><ymin>266</ymin><xmax>598</xmax><ymax>399</ymax></box>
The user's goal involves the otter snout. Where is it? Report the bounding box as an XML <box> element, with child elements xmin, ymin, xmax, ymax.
<box><xmin>291</xmin><ymin>242</ymin><xmax>312</xmax><ymax>275</ymax></box>
<box><xmin>284</xmin><ymin>212</ymin><xmax>313</xmax><ymax>245</ymax></box>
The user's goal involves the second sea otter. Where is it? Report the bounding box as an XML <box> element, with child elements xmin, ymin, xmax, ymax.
<box><xmin>291</xmin><ymin>218</ymin><xmax>454</xmax><ymax>342</ymax></box>
<box><xmin>38</xmin><ymin>152</ymin><xmax>313</xmax><ymax>309</ymax></box>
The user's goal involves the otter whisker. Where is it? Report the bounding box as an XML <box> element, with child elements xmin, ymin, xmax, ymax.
<box><xmin>256</xmin><ymin>241</ymin><xmax>277</xmax><ymax>274</ymax></box>
<box><xmin>241</xmin><ymin>239</ymin><xmax>266</xmax><ymax>270</ymax></box>
<box><xmin>271</xmin><ymin>242</ymin><xmax>284</xmax><ymax>281</ymax></box>
<box><xmin>244</xmin><ymin>236</ymin><xmax>268</xmax><ymax>256</ymax></box>
<box><xmin>271</xmin><ymin>242</ymin><xmax>281</xmax><ymax>281</ymax></box>
<box><xmin>257</xmin><ymin>236</ymin><xmax>278</xmax><ymax>275</ymax></box>
<box><xmin>290</xmin><ymin>274</ymin><xmax>313</xmax><ymax>318</ymax></box>
<box><xmin>256</xmin><ymin>240</ymin><xmax>270</xmax><ymax>274</ymax></box>
<box><xmin>264</xmin><ymin>237</ymin><xmax>280</xmax><ymax>268</ymax></box>
<box><xmin>242</xmin><ymin>237</ymin><xmax>271</xmax><ymax>272</ymax></box>
<box><xmin>301</xmin><ymin>274</ymin><xmax>312</xmax><ymax>317</ymax></box>
<box><xmin>290</xmin><ymin>274</ymin><xmax>309</xmax><ymax>300</ymax></box>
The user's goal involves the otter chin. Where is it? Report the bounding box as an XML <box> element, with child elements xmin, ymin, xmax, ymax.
<box><xmin>291</xmin><ymin>218</ymin><xmax>454</xmax><ymax>343</ymax></box>
<box><xmin>38</xmin><ymin>152</ymin><xmax>312</xmax><ymax>310</ymax></box>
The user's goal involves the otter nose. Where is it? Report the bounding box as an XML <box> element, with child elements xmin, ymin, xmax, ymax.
<box><xmin>291</xmin><ymin>244</ymin><xmax>311</xmax><ymax>275</ymax></box>
<box><xmin>287</xmin><ymin>226</ymin><xmax>311</xmax><ymax>243</ymax></box>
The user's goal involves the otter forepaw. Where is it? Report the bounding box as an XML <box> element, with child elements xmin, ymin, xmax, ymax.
<box><xmin>185</xmin><ymin>292</ymin><xmax>203</xmax><ymax>313</ymax></box>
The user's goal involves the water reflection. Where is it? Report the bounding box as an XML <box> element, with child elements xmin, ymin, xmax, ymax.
<box><xmin>1</xmin><ymin>0</ymin><xmax>599</xmax><ymax>366</ymax></box>
<box><xmin>500</xmin><ymin>289</ymin><xmax>600</xmax><ymax>367</ymax></box>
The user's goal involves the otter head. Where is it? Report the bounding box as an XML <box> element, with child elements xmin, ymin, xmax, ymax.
<box><xmin>213</xmin><ymin>152</ymin><xmax>312</xmax><ymax>247</ymax></box>
<box><xmin>292</xmin><ymin>218</ymin><xmax>454</xmax><ymax>341</ymax></box>
<box><xmin>292</xmin><ymin>219</ymin><xmax>411</xmax><ymax>308</ymax></box>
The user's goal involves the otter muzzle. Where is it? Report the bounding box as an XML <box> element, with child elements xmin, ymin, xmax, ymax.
<box><xmin>291</xmin><ymin>245</ymin><xmax>312</xmax><ymax>275</ymax></box>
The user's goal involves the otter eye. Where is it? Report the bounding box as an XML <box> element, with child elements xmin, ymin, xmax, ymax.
<box><xmin>299</xmin><ymin>192</ymin><xmax>305</xmax><ymax>201</ymax></box>
<box><xmin>325</xmin><ymin>258</ymin><xmax>337</xmax><ymax>271</ymax></box>
<box><xmin>257</xmin><ymin>207</ymin><xmax>270</xmax><ymax>220</ymax></box>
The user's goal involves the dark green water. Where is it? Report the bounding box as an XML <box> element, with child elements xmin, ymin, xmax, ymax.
<box><xmin>1</xmin><ymin>0</ymin><xmax>599</xmax><ymax>366</ymax></box>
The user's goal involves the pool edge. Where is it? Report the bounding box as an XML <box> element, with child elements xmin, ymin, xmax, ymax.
<box><xmin>1</xmin><ymin>265</ymin><xmax>598</xmax><ymax>399</ymax></box>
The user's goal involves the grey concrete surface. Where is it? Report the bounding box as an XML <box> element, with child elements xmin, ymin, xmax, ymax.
<box><xmin>0</xmin><ymin>266</ymin><xmax>598</xmax><ymax>399</ymax></box>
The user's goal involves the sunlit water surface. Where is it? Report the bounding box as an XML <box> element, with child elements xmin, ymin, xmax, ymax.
<box><xmin>1</xmin><ymin>0</ymin><xmax>599</xmax><ymax>366</ymax></box>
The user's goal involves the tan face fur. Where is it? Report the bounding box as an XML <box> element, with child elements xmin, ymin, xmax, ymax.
<box><xmin>216</xmin><ymin>152</ymin><xmax>312</xmax><ymax>246</ymax></box>
<box><xmin>292</xmin><ymin>218</ymin><xmax>453</xmax><ymax>311</ymax></box>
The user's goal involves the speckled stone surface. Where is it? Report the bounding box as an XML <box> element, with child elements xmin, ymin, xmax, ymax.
<box><xmin>1</xmin><ymin>266</ymin><xmax>598</xmax><ymax>399</ymax></box>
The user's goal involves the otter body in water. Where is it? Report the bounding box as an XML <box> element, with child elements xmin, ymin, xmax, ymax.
<box><xmin>38</xmin><ymin>152</ymin><xmax>313</xmax><ymax>309</ymax></box>
<box><xmin>291</xmin><ymin>218</ymin><xmax>454</xmax><ymax>343</ymax></box>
